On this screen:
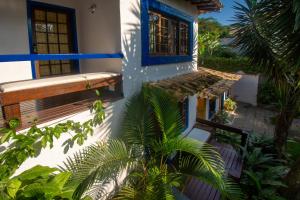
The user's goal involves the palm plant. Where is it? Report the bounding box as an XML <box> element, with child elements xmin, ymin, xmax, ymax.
<box><xmin>62</xmin><ymin>87</ymin><xmax>243</xmax><ymax>199</ymax></box>
<box><xmin>232</xmin><ymin>0</ymin><xmax>300</xmax><ymax>156</ymax></box>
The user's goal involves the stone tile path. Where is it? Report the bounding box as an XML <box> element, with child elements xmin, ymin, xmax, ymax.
<box><xmin>232</xmin><ymin>102</ymin><xmax>300</xmax><ymax>140</ymax></box>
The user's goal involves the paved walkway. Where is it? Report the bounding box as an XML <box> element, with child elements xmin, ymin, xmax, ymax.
<box><xmin>232</xmin><ymin>102</ymin><xmax>300</xmax><ymax>140</ymax></box>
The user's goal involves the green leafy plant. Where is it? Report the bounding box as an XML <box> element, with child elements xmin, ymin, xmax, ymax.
<box><xmin>0</xmin><ymin>98</ymin><xmax>105</xmax><ymax>181</ymax></box>
<box><xmin>200</xmin><ymin>56</ymin><xmax>261</xmax><ymax>74</ymax></box>
<box><xmin>213</xmin><ymin>110</ymin><xmax>232</xmax><ymax>124</ymax></box>
<box><xmin>0</xmin><ymin>165</ymin><xmax>92</xmax><ymax>200</ymax></box>
<box><xmin>0</xmin><ymin>91</ymin><xmax>105</xmax><ymax>199</ymax></box>
<box><xmin>62</xmin><ymin>87</ymin><xmax>244</xmax><ymax>200</ymax></box>
<box><xmin>240</xmin><ymin>134</ymin><xmax>289</xmax><ymax>200</ymax></box>
<box><xmin>214</xmin><ymin>47</ymin><xmax>238</xmax><ymax>59</ymax></box>
<box><xmin>198</xmin><ymin>32</ymin><xmax>221</xmax><ymax>56</ymax></box>
<box><xmin>224</xmin><ymin>98</ymin><xmax>237</xmax><ymax>112</ymax></box>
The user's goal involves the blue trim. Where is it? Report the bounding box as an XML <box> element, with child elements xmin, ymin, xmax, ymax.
<box><xmin>0</xmin><ymin>53</ymin><xmax>124</xmax><ymax>62</ymax></box>
<box><xmin>141</xmin><ymin>0</ymin><xmax>194</xmax><ymax>66</ymax></box>
<box><xmin>27</xmin><ymin>0</ymin><xmax>79</xmax><ymax>78</ymax></box>
<box><xmin>26</xmin><ymin>0</ymin><xmax>36</xmax><ymax>78</ymax></box>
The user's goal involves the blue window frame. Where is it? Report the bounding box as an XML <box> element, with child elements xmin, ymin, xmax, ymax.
<box><xmin>141</xmin><ymin>0</ymin><xmax>194</xmax><ymax>66</ymax></box>
<box><xmin>27</xmin><ymin>0</ymin><xmax>79</xmax><ymax>78</ymax></box>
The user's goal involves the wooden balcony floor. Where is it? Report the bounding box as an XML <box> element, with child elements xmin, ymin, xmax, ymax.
<box><xmin>0</xmin><ymin>88</ymin><xmax>122</xmax><ymax>130</ymax></box>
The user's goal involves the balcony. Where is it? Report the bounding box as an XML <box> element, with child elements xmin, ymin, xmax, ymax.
<box><xmin>0</xmin><ymin>53</ymin><xmax>123</xmax><ymax>129</ymax></box>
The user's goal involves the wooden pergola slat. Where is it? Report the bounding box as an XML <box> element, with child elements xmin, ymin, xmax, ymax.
<box><xmin>148</xmin><ymin>68</ymin><xmax>241</xmax><ymax>101</ymax></box>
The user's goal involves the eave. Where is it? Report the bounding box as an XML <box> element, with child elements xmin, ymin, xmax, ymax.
<box><xmin>185</xmin><ymin>0</ymin><xmax>223</xmax><ymax>14</ymax></box>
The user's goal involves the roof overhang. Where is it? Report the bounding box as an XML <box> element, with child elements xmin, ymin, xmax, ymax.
<box><xmin>185</xmin><ymin>0</ymin><xmax>223</xmax><ymax>14</ymax></box>
<box><xmin>148</xmin><ymin>67</ymin><xmax>241</xmax><ymax>101</ymax></box>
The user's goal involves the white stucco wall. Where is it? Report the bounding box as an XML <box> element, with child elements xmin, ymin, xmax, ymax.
<box><xmin>76</xmin><ymin>0</ymin><xmax>122</xmax><ymax>73</ymax></box>
<box><xmin>0</xmin><ymin>0</ymin><xmax>32</xmax><ymax>83</ymax></box>
<box><xmin>230</xmin><ymin>72</ymin><xmax>259</xmax><ymax>106</ymax></box>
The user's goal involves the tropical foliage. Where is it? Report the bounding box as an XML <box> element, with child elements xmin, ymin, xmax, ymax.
<box><xmin>198</xmin><ymin>18</ymin><xmax>230</xmax><ymax>38</ymax></box>
<box><xmin>232</xmin><ymin>0</ymin><xmax>300</xmax><ymax>156</ymax></box>
<box><xmin>0</xmin><ymin>92</ymin><xmax>105</xmax><ymax>199</ymax></box>
<box><xmin>224</xmin><ymin>98</ymin><xmax>237</xmax><ymax>112</ymax></box>
<box><xmin>198</xmin><ymin>33</ymin><xmax>220</xmax><ymax>56</ymax></box>
<box><xmin>201</xmin><ymin>56</ymin><xmax>261</xmax><ymax>74</ymax></box>
<box><xmin>240</xmin><ymin>134</ymin><xmax>289</xmax><ymax>200</ymax></box>
<box><xmin>198</xmin><ymin>18</ymin><xmax>230</xmax><ymax>57</ymax></box>
<box><xmin>62</xmin><ymin>87</ymin><xmax>244</xmax><ymax>199</ymax></box>
<box><xmin>0</xmin><ymin>166</ymin><xmax>92</xmax><ymax>200</ymax></box>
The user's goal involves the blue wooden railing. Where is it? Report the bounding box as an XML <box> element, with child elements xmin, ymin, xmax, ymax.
<box><xmin>0</xmin><ymin>53</ymin><xmax>124</xmax><ymax>78</ymax></box>
<box><xmin>0</xmin><ymin>53</ymin><xmax>124</xmax><ymax>62</ymax></box>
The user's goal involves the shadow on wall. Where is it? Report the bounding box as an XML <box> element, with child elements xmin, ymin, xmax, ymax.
<box><xmin>121</xmin><ymin>0</ymin><xmax>198</xmax><ymax>97</ymax></box>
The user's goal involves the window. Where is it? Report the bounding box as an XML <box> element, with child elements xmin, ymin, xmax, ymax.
<box><xmin>149</xmin><ymin>11</ymin><xmax>189</xmax><ymax>56</ymax></box>
<box><xmin>141</xmin><ymin>0</ymin><xmax>193</xmax><ymax>66</ymax></box>
<box><xmin>28</xmin><ymin>1</ymin><xmax>78</xmax><ymax>78</ymax></box>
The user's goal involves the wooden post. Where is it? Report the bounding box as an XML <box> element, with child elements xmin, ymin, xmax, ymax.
<box><xmin>1</xmin><ymin>104</ymin><xmax>21</xmax><ymax>125</ymax></box>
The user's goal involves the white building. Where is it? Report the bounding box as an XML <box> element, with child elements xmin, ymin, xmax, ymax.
<box><xmin>0</xmin><ymin>0</ymin><xmax>237</xmax><ymax>175</ymax></box>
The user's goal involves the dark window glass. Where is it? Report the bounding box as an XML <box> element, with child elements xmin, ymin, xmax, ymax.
<box><xmin>32</xmin><ymin>8</ymin><xmax>76</xmax><ymax>77</ymax></box>
<box><xmin>179</xmin><ymin>22</ymin><xmax>189</xmax><ymax>55</ymax></box>
<box><xmin>149</xmin><ymin>10</ymin><xmax>189</xmax><ymax>56</ymax></box>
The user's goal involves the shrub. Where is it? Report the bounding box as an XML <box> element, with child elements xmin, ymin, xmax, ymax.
<box><xmin>224</xmin><ymin>98</ymin><xmax>237</xmax><ymax>112</ymax></box>
<box><xmin>240</xmin><ymin>134</ymin><xmax>289</xmax><ymax>200</ymax></box>
<box><xmin>214</xmin><ymin>47</ymin><xmax>238</xmax><ymax>58</ymax></box>
<box><xmin>200</xmin><ymin>56</ymin><xmax>262</xmax><ymax>74</ymax></box>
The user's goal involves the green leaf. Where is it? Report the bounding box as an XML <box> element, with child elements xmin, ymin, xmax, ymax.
<box><xmin>21</xmin><ymin>183</ymin><xmax>59</xmax><ymax>198</ymax></box>
<box><xmin>32</xmin><ymin>141</ymin><xmax>42</xmax><ymax>157</ymax></box>
<box><xmin>82</xmin><ymin>195</ymin><xmax>93</xmax><ymax>200</ymax></box>
<box><xmin>16</xmin><ymin>165</ymin><xmax>57</xmax><ymax>181</ymax></box>
<box><xmin>0</xmin><ymin>131</ymin><xmax>12</xmax><ymax>144</ymax></box>
<box><xmin>6</xmin><ymin>179</ymin><xmax>22</xmax><ymax>198</ymax></box>
<box><xmin>8</xmin><ymin>119</ymin><xmax>20</xmax><ymax>129</ymax></box>
<box><xmin>244</xmin><ymin>170</ymin><xmax>261</xmax><ymax>190</ymax></box>
<box><xmin>41</xmin><ymin>136</ymin><xmax>48</xmax><ymax>148</ymax></box>
<box><xmin>95</xmin><ymin>89</ymin><xmax>100</xmax><ymax>96</ymax></box>
<box><xmin>48</xmin><ymin>172</ymin><xmax>71</xmax><ymax>190</ymax></box>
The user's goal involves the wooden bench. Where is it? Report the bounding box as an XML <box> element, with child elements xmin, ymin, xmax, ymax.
<box><xmin>182</xmin><ymin>118</ymin><xmax>249</xmax><ymax>200</ymax></box>
<box><xmin>0</xmin><ymin>72</ymin><xmax>122</xmax><ymax>126</ymax></box>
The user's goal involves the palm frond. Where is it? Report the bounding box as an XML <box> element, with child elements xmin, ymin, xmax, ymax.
<box><xmin>61</xmin><ymin>139</ymin><xmax>140</xmax><ymax>199</ymax></box>
<box><xmin>232</xmin><ymin>0</ymin><xmax>278</xmax><ymax>69</ymax></box>
<box><xmin>175</xmin><ymin>155</ymin><xmax>244</xmax><ymax>200</ymax></box>
<box><xmin>122</xmin><ymin>91</ymin><xmax>156</xmax><ymax>148</ymax></box>
<box><xmin>152</xmin><ymin>138</ymin><xmax>224</xmax><ymax>178</ymax></box>
<box><xmin>146</xmin><ymin>87</ymin><xmax>183</xmax><ymax>141</ymax></box>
